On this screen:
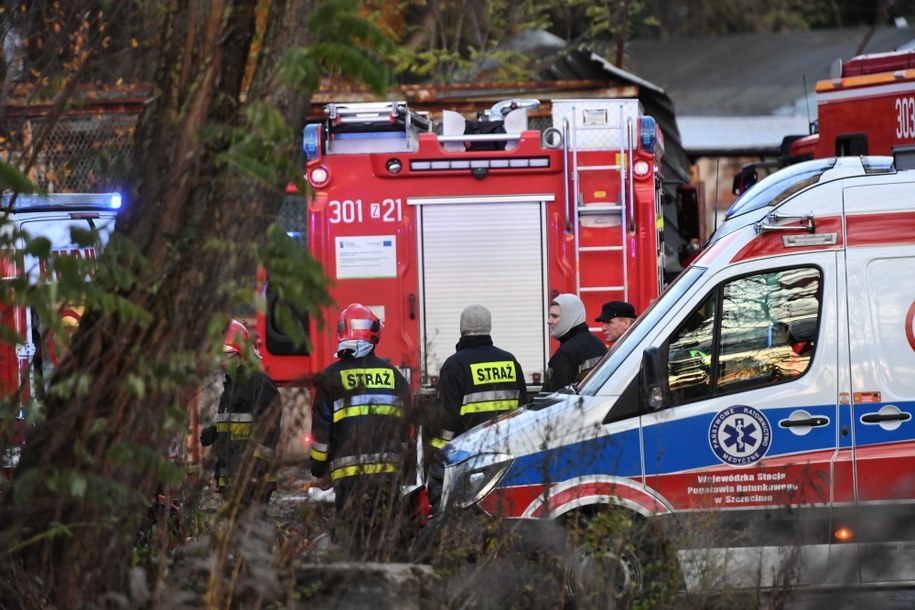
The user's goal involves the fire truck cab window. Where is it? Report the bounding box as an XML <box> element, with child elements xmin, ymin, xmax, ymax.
<box><xmin>664</xmin><ymin>267</ymin><xmax>821</xmax><ymax>405</ymax></box>
<box><xmin>835</xmin><ymin>132</ymin><xmax>868</xmax><ymax>156</ymax></box>
<box><xmin>265</xmin><ymin>194</ymin><xmax>310</xmax><ymax>356</ymax></box>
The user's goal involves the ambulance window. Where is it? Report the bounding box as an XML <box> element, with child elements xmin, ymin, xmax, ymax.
<box><xmin>716</xmin><ymin>267</ymin><xmax>819</xmax><ymax>394</ymax></box>
<box><xmin>663</xmin><ymin>266</ymin><xmax>821</xmax><ymax>405</ymax></box>
<box><xmin>666</xmin><ymin>292</ymin><xmax>717</xmax><ymax>404</ymax></box>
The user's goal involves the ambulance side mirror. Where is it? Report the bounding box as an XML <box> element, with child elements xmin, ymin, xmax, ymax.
<box><xmin>641</xmin><ymin>347</ymin><xmax>665</xmax><ymax>412</ymax></box>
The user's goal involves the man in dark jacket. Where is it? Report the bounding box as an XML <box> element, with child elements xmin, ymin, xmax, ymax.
<box><xmin>431</xmin><ymin>304</ymin><xmax>528</xmax><ymax>449</ymax></box>
<box><xmin>541</xmin><ymin>293</ymin><xmax>607</xmax><ymax>392</ymax></box>
<box><xmin>427</xmin><ymin>304</ymin><xmax>528</xmax><ymax>511</ymax></box>
<box><xmin>309</xmin><ymin>303</ymin><xmax>412</xmax><ymax>555</ymax></box>
<box><xmin>200</xmin><ymin>319</ymin><xmax>281</xmax><ymax>505</ymax></box>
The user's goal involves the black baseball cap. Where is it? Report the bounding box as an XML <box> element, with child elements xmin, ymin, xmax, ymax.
<box><xmin>595</xmin><ymin>301</ymin><xmax>636</xmax><ymax>322</ymax></box>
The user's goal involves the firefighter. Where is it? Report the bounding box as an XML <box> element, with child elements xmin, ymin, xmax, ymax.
<box><xmin>595</xmin><ymin>300</ymin><xmax>637</xmax><ymax>346</ymax></box>
<box><xmin>426</xmin><ymin>304</ymin><xmax>528</xmax><ymax>511</ymax></box>
<box><xmin>431</xmin><ymin>304</ymin><xmax>528</xmax><ymax>449</ymax></box>
<box><xmin>542</xmin><ymin>293</ymin><xmax>607</xmax><ymax>392</ymax></box>
<box><xmin>199</xmin><ymin>319</ymin><xmax>281</xmax><ymax>504</ymax></box>
<box><xmin>309</xmin><ymin>303</ymin><xmax>412</xmax><ymax>555</ymax></box>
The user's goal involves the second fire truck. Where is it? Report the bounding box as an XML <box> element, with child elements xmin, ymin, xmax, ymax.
<box><xmin>259</xmin><ymin>98</ymin><xmax>686</xmax><ymax>390</ymax></box>
<box><xmin>735</xmin><ymin>49</ymin><xmax>915</xmax><ymax>193</ymax></box>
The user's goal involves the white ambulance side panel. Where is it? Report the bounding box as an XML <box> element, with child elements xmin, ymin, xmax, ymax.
<box><xmin>642</xmin><ymin>249</ymin><xmax>838</xmax><ymax>589</ymax></box>
<box><xmin>842</xmin><ymin>182</ymin><xmax>915</xmax><ymax>583</ymax></box>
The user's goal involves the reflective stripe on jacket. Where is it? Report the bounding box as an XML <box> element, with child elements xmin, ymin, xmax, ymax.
<box><xmin>432</xmin><ymin>335</ymin><xmax>528</xmax><ymax>448</ymax></box>
<box><xmin>212</xmin><ymin>369</ymin><xmax>281</xmax><ymax>490</ymax></box>
<box><xmin>309</xmin><ymin>353</ymin><xmax>411</xmax><ymax>485</ymax></box>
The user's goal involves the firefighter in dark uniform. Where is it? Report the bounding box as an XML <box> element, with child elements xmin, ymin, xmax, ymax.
<box><xmin>431</xmin><ymin>304</ymin><xmax>528</xmax><ymax>449</ymax></box>
<box><xmin>200</xmin><ymin>319</ymin><xmax>281</xmax><ymax>505</ymax></box>
<box><xmin>309</xmin><ymin>303</ymin><xmax>412</xmax><ymax>555</ymax></box>
<box><xmin>426</xmin><ymin>304</ymin><xmax>528</xmax><ymax>510</ymax></box>
<box><xmin>541</xmin><ymin>293</ymin><xmax>607</xmax><ymax>392</ymax></box>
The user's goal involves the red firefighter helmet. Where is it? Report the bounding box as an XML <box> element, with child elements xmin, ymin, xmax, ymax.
<box><xmin>337</xmin><ymin>303</ymin><xmax>382</xmax><ymax>344</ymax></box>
<box><xmin>224</xmin><ymin>319</ymin><xmax>250</xmax><ymax>355</ymax></box>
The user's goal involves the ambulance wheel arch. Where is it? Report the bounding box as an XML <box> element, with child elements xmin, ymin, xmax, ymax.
<box><xmin>521</xmin><ymin>472</ymin><xmax>672</xmax><ymax>521</ymax></box>
<box><xmin>560</xmin><ymin>505</ymin><xmax>678</xmax><ymax>602</ymax></box>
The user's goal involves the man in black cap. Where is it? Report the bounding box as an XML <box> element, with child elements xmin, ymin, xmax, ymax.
<box><xmin>595</xmin><ymin>301</ymin><xmax>637</xmax><ymax>346</ymax></box>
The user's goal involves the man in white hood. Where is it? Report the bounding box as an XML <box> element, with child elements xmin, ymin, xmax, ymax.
<box><xmin>542</xmin><ymin>293</ymin><xmax>607</xmax><ymax>392</ymax></box>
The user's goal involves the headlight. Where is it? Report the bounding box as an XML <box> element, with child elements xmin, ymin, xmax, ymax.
<box><xmin>442</xmin><ymin>452</ymin><xmax>513</xmax><ymax>509</ymax></box>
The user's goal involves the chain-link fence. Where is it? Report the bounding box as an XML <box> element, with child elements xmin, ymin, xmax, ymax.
<box><xmin>1</xmin><ymin>90</ymin><xmax>143</xmax><ymax>193</ymax></box>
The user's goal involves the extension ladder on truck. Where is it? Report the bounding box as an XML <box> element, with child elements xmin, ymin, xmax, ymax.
<box><xmin>319</xmin><ymin>101</ymin><xmax>432</xmax><ymax>155</ymax></box>
<box><xmin>552</xmin><ymin>99</ymin><xmax>641</xmax><ymax>332</ymax></box>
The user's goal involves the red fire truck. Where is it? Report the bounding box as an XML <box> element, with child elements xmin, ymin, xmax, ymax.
<box><xmin>258</xmin><ymin>98</ymin><xmax>678</xmax><ymax>389</ymax></box>
<box><xmin>735</xmin><ymin>49</ymin><xmax>915</xmax><ymax>193</ymax></box>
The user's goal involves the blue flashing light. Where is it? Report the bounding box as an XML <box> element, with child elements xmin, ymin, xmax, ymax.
<box><xmin>639</xmin><ymin>116</ymin><xmax>657</xmax><ymax>153</ymax></box>
<box><xmin>1</xmin><ymin>192</ymin><xmax>124</xmax><ymax>211</ymax></box>
<box><xmin>303</xmin><ymin>124</ymin><xmax>321</xmax><ymax>162</ymax></box>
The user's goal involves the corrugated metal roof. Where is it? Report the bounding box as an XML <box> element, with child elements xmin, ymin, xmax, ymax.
<box><xmin>623</xmin><ymin>26</ymin><xmax>915</xmax><ymax>117</ymax></box>
<box><xmin>678</xmin><ymin>116</ymin><xmax>811</xmax><ymax>155</ymax></box>
<box><xmin>612</xmin><ymin>26</ymin><xmax>915</xmax><ymax>154</ymax></box>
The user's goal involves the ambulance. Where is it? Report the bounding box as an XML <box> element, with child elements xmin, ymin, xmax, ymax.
<box><xmin>258</xmin><ymin>98</ymin><xmax>694</xmax><ymax>390</ymax></box>
<box><xmin>438</xmin><ymin>151</ymin><xmax>915</xmax><ymax>593</ymax></box>
<box><xmin>0</xmin><ymin>192</ymin><xmax>120</xmax><ymax>478</ymax></box>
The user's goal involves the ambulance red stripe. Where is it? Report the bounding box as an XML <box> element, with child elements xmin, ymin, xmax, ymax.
<box><xmin>845</xmin><ymin>210</ymin><xmax>915</xmax><ymax>247</ymax></box>
<box><xmin>730</xmin><ymin>216</ymin><xmax>844</xmax><ymax>263</ymax></box>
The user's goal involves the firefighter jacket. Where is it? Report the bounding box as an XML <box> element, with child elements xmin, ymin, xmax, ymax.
<box><xmin>213</xmin><ymin>368</ymin><xmax>281</xmax><ymax>498</ymax></box>
<box><xmin>431</xmin><ymin>334</ymin><xmax>528</xmax><ymax>449</ymax></box>
<box><xmin>541</xmin><ymin>322</ymin><xmax>607</xmax><ymax>393</ymax></box>
<box><xmin>309</xmin><ymin>352</ymin><xmax>412</xmax><ymax>489</ymax></box>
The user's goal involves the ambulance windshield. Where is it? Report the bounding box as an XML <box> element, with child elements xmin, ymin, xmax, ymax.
<box><xmin>577</xmin><ymin>266</ymin><xmax>707</xmax><ymax>397</ymax></box>
<box><xmin>723</xmin><ymin>158</ymin><xmax>836</xmax><ymax>221</ymax></box>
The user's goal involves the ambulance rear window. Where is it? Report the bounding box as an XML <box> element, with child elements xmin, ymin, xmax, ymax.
<box><xmin>724</xmin><ymin>159</ymin><xmax>835</xmax><ymax>220</ymax></box>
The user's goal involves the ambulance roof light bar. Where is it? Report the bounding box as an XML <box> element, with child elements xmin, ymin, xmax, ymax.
<box><xmin>1</xmin><ymin>192</ymin><xmax>122</xmax><ymax>212</ymax></box>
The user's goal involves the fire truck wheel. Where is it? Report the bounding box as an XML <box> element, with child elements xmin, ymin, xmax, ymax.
<box><xmin>562</xmin><ymin>510</ymin><xmax>678</xmax><ymax>606</ymax></box>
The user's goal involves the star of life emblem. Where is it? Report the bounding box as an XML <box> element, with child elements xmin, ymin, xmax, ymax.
<box><xmin>709</xmin><ymin>405</ymin><xmax>772</xmax><ymax>466</ymax></box>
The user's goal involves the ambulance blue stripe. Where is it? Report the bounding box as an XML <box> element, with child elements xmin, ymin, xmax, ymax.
<box><xmin>500</xmin><ymin>428</ymin><xmax>643</xmax><ymax>487</ymax></box>
<box><xmin>853</xmin><ymin>400</ymin><xmax>915</xmax><ymax>447</ymax></box>
<box><xmin>499</xmin><ymin>403</ymin><xmax>848</xmax><ymax>488</ymax></box>
<box><xmin>643</xmin><ymin>403</ymin><xmax>840</xmax><ymax>474</ymax></box>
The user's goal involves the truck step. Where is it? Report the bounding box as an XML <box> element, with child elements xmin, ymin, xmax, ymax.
<box><xmin>579</xmin><ymin>204</ymin><xmax>623</xmax><ymax>215</ymax></box>
<box><xmin>579</xmin><ymin>245</ymin><xmax>624</xmax><ymax>252</ymax></box>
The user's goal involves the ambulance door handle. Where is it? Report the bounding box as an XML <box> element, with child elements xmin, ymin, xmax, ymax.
<box><xmin>861</xmin><ymin>413</ymin><xmax>911</xmax><ymax>423</ymax></box>
<box><xmin>409</xmin><ymin>293</ymin><xmax>415</xmax><ymax>319</ymax></box>
<box><xmin>779</xmin><ymin>416</ymin><xmax>829</xmax><ymax>428</ymax></box>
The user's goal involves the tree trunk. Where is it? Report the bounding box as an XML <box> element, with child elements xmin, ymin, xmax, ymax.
<box><xmin>0</xmin><ymin>1</ymin><xmax>316</xmax><ymax>605</ymax></box>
